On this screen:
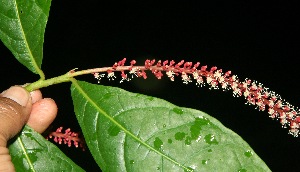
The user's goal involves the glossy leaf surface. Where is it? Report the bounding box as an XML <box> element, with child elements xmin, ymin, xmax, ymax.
<box><xmin>9</xmin><ymin>125</ymin><xmax>84</xmax><ymax>171</ymax></box>
<box><xmin>71</xmin><ymin>80</ymin><xmax>271</xmax><ymax>171</ymax></box>
<box><xmin>0</xmin><ymin>0</ymin><xmax>51</xmax><ymax>75</ymax></box>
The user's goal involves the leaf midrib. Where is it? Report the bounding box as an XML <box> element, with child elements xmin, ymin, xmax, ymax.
<box><xmin>13</xmin><ymin>0</ymin><xmax>44</xmax><ymax>78</ymax></box>
<box><xmin>17</xmin><ymin>137</ymin><xmax>36</xmax><ymax>172</ymax></box>
<box><xmin>71</xmin><ymin>80</ymin><xmax>193</xmax><ymax>171</ymax></box>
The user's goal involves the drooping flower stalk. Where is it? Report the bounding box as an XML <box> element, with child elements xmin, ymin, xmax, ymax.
<box><xmin>92</xmin><ymin>58</ymin><xmax>300</xmax><ymax>137</ymax></box>
<box><xmin>46</xmin><ymin>127</ymin><xmax>85</xmax><ymax>151</ymax></box>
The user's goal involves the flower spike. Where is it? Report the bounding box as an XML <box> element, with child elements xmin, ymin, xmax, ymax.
<box><xmin>91</xmin><ymin>58</ymin><xmax>300</xmax><ymax>137</ymax></box>
<box><xmin>46</xmin><ymin>127</ymin><xmax>86</xmax><ymax>151</ymax></box>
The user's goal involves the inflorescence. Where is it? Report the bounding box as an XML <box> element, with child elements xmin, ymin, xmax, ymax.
<box><xmin>92</xmin><ymin>58</ymin><xmax>300</xmax><ymax>137</ymax></box>
<box><xmin>46</xmin><ymin>127</ymin><xmax>85</xmax><ymax>151</ymax></box>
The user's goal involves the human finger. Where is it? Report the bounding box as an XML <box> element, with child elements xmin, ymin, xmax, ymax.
<box><xmin>30</xmin><ymin>89</ymin><xmax>43</xmax><ymax>104</ymax></box>
<box><xmin>27</xmin><ymin>98</ymin><xmax>58</xmax><ymax>133</ymax></box>
<box><xmin>0</xmin><ymin>86</ymin><xmax>32</xmax><ymax>146</ymax></box>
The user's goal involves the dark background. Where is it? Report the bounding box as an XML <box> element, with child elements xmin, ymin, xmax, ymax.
<box><xmin>1</xmin><ymin>1</ymin><xmax>299</xmax><ymax>171</ymax></box>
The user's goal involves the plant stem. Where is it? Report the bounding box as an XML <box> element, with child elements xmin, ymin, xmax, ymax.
<box><xmin>24</xmin><ymin>58</ymin><xmax>300</xmax><ymax>137</ymax></box>
<box><xmin>25</xmin><ymin>72</ymin><xmax>71</xmax><ymax>92</ymax></box>
<box><xmin>24</xmin><ymin>66</ymin><xmax>136</xmax><ymax>91</ymax></box>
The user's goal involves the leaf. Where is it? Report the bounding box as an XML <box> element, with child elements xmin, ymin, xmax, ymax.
<box><xmin>9</xmin><ymin>125</ymin><xmax>84</xmax><ymax>171</ymax></box>
<box><xmin>71</xmin><ymin>80</ymin><xmax>271</xmax><ymax>172</ymax></box>
<box><xmin>0</xmin><ymin>0</ymin><xmax>51</xmax><ymax>76</ymax></box>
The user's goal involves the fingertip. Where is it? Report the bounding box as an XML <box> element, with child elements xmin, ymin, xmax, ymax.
<box><xmin>30</xmin><ymin>89</ymin><xmax>43</xmax><ymax>103</ymax></box>
<box><xmin>0</xmin><ymin>87</ymin><xmax>32</xmax><ymax>143</ymax></box>
<box><xmin>1</xmin><ymin>86</ymin><xmax>31</xmax><ymax>107</ymax></box>
<box><xmin>27</xmin><ymin>98</ymin><xmax>58</xmax><ymax>133</ymax></box>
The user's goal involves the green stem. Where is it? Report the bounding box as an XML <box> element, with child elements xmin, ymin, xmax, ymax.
<box><xmin>24</xmin><ymin>67</ymin><xmax>108</xmax><ymax>91</ymax></box>
<box><xmin>24</xmin><ymin>66</ymin><xmax>145</xmax><ymax>91</ymax></box>
<box><xmin>25</xmin><ymin>72</ymin><xmax>72</xmax><ymax>92</ymax></box>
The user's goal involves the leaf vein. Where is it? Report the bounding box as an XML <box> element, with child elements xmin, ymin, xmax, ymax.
<box><xmin>72</xmin><ymin>81</ymin><xmax>193</xmax><ymax>171</ymax></box>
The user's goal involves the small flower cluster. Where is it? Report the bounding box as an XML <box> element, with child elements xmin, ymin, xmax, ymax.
<box><xmin>46</xmin><ymin>127</ymin><xmax>85</xmax><ymax>151</ymax></box>
<box><xmin>92</xmin><ymin>58</ymin><xmax>300</xmax><ymax>137</ymax></box>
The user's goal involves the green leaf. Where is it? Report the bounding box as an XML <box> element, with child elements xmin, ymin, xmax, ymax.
<box><xmin>71</xmin><ymin>80</ymin><xmax>271</xmax><ymax>172</ymax></box>
<box><xmin>0</xmin><ymin>0</ymin><xmax>51</xmax><ymax>77</ymax></box>
<box><xmin>9</xmin><ymin>125</ymin><xmax>84</xmax><ymax>171</ymax></box>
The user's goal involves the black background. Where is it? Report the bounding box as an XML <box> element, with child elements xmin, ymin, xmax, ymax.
<box><xmin>1</xmin><ymin>1</ymin><xmax>299</xmax><ymax>171</ymax></box>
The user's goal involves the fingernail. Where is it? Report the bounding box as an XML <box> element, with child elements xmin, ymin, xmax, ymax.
<box><xmin>1</xmin><ymin>86</ymin><xmax>30</xmax><ymax>107</ymax></box>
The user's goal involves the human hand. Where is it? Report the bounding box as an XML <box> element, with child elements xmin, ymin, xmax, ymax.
<box><xmin>0</xmin><ymin>86</ymin><xmax>57</xmax><ymax>171</ymax></box>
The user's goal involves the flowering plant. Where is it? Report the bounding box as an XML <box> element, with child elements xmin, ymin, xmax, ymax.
<box><xmin>0</xmin><ymin>1</ymin><xmax>298</xmax><ymax>171</ymax></box>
